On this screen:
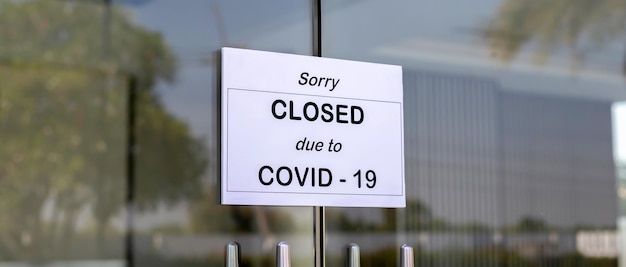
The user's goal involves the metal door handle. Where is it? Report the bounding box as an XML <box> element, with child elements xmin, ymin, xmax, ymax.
<box><xmin>225</xmin><ymin>241</ymin><xmax>240</xmax><ymax>267</ymax></box>
<box><xmin>345</xmin><ymin>243</ymin><xmax>360</xmax><ymax>267</ymax></box>
<box><xmin>277</xmin><ymin>241</ymin><xmax>291</xmax><ymax>267</ymax></box>
<box><xmin>400</xmin><ymin>244</ymin><xmax>414</xmax><ymax>267</ymax></box>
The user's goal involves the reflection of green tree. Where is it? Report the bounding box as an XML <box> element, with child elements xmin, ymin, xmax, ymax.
<box><xmin>327</xmin><ymin>199</ymin><xmax>449</xmax><ymax>232</ymax></box>
<box><xmin>483</xmin><ymin>0</ymin><xmax>626</xmax><ymax>71</ymax></box>
<box><xmin>0</xmin><ymin>0</ymin><xmax>206</xmax><ymax>261</ymax></box>
<box><xmin>511</xmin><ymin>216</ymin><xmax>550</xmax><ymax>233</ymax></box>
<box><xmin>403</xmin><ymin>199</ymin><xmax>449</xmax><ymax>231</ymax></box>
<box><xmin>189</xmin><ymin>197</ymin><xmax>294</xmax><ymax>234</ymax></box>
<box><xmin>331</xmin><ymin>246</ymin><xmax>616</xmax><ymax>267</ymax></box>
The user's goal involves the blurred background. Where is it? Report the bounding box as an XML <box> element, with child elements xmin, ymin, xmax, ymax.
<box><xmin>0</xmin><ymin>1</ymin><xmax>625</xmax><ymax>267</ymax></box>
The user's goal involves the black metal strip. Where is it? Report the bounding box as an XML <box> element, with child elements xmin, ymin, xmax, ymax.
<box><xmin>312</xmin><ymin>2</ymin><xmax>325</xmax><ymax>267</ymax></box>
<box><xmin>313</xmin><ymin>0</ymin><xmax>322</xmax><ymax>58</ymax></box>
<box><xmin>125</xmin><ymin>76</ymin><xmax>137</xmax><ymax>267</ymax></box>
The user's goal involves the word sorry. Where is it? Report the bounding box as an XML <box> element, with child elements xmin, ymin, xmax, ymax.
<box><xmin>298</xmin><ymin>72</ymin><xmax>340</xmax><ymax>91</ymax></box>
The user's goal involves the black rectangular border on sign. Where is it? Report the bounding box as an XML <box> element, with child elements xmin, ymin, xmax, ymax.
<box><xmin>224</xmin><ymin>87</ymin><xmax>405</xmax><ymax>197</ymax></box>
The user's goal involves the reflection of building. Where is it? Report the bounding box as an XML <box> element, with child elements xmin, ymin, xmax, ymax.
<box><xmin>138</xmin><ymin>232</ymin><xmax>614</xmax><ymax>260</ymax></box>
<box><xmin>326</xmin><ymin>70</ymin><xmax>620</xmax><ymax>264</ymax></box>
<box><xmin>403</xmin><ymin>70</ymin><xmax>617</xmax><ymax>229</ymax></box>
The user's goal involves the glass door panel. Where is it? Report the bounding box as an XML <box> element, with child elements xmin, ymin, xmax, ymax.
<box><xmin>129</xmin><ymin>1</ymin><xmax>315</xmax><ymax>267</ymax></box>
<box><xmin>0</xmin><ymin>0</ymin><xmax>128</xmax><ymax>262</ymax></box>
<box><xmin>0</xmin><ymin>1</ymin><xmax>315</xmax><ymax>267</ymax></box>
<box><xmin>322</xmin><ymin>1</ymin><xmax>624</xmax><ymax>267</ymax></box>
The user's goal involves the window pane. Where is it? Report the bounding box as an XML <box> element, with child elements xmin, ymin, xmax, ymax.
<box><xmin>130</xmin><ymin>1</ymin><xmax>314</xmax><ymax>267</ymax></box>
<box><xmin>0</xmin><ymin>1</ymin><xmax>315</xmax><ymax>266</ymax></box>
<box><xmin>322</xmin><ymin>1</ymin><xmax>624</xmax><ymax>266</ymax></box>
<box><xmin>0</xmin><ymin>1</ymin><xmax>127</xmax><ymax>264</ymax></box>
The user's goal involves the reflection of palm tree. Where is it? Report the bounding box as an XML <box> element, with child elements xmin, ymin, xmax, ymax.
<box><xmin>482</xmin><ymin>0</ymin><xmax>626</xmax><ymax>74</ymax></box>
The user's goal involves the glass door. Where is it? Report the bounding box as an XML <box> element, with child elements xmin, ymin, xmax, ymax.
<box><xmin>0</xmin><ymin>1</ymin><xmax>316</xmax><ymax>267</ymax></box>
<box><xmin>3</xmin><ymin>1</ymin><xmax>625</xmax><ymax>267</ymax></box>
<box><xmin>321</xmin><ymin>1</ymin><xmax>624</xmax><ymax>267</ymax></box>
<box><xmin>0</xmin><ymin>1</ymin><xmax>128</xmax><ymax>264</ymax></box>
<box><xmin>123</xmin><ymin>1</ymin><xmax>316</xmax><ymax>267</ymax></box>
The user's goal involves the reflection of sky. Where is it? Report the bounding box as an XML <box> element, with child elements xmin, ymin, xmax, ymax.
<box><xmin>128</xmin><ymin>0</ymin><xmax>217</xmax><ymax>142</ymax></box>
<box><xmin>322</xmin><ymin>0</ymin><xmax>626</xmax><ymax>102</ymax></box>
<box><xmin>122</xmin><ymin>0</ymin><xmax>626</xmax><ymax>229</ymax></box>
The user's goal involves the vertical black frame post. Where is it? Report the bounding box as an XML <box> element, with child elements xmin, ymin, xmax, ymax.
<box><xmin>125</xmin><ymin>75</ymin><xmax>137</xmax><ymax>267</ymax></box>
<box><xmin>312</xmin><ymin>1</ymin><xmax>324</xmax><ymax>267</ymax></box>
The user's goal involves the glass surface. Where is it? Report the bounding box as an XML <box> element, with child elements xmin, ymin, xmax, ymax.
<box><xmin>322</xmin><ymin>1</ymin><xmax>625</xmax><ymax>267</ymax></box>
<box><xmin>0</xmin><ymin>0</ymin><xmax>314</xmax><ymax>266</ymax></box>
<box><xmin>0</xmin><ymin>1</ymin><xmax>127</xmax><ymax>264</ymax></box>
<box><xmin>5</xmin><ymin>0</ymin><xmax>626</xmax><ymax>266</ymax></box>
<box><xmin>129</xmin><ymin>1</ymin><xmax>314</xmax><ymax>267</ymax></box>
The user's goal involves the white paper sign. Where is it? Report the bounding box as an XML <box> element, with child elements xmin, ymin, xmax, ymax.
<box><xmin>221</xmin><ymin>47</ymin><xmax>405</xmax><ymax>207</ymax></box>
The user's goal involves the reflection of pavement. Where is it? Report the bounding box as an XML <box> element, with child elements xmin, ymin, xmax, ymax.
<box><xmin>1</xmin><ymin>232</ymin><xmax>610</xmax><ymax>264</ymax></box>
<box><xmin>135</xmin><ymin>234</ymin><xmax>313</xmax><ymax>258</ymax></box>
<box><xmin>133</xmin><ymin>232</ymin><xmax>601</xmax><ymax>259</ymax></box>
